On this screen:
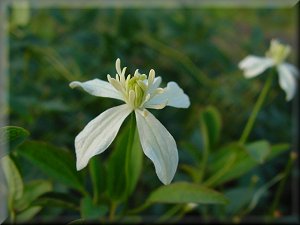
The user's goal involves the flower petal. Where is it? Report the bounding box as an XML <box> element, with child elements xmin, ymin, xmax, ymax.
<box><xmin>75</xmin><ymin>104</ymin><xmax>132</xmax><ymax>170</ymax></box>
<box><xmin>277</xmin><ymin>63</ymin><xmax>298</xmax><ymax>101</ymax></box>
<box><xmin>70</xmin><ymin>79</ymin><xmax>123</xmax><ymax>101</ymax></box>
<box><xmin>145</xmin><ymin>82</ymin><xmax>190</xmax><ymax>109</ymax></box>
<box><xmin>238</xmin><ymin>55</ymin><xmax>274</xmax><ymax>78</ymax></box>
<box><xmin>135</xmin><ymin>109</ymin><xmax>178</xmax><ymax>185</ymax></box>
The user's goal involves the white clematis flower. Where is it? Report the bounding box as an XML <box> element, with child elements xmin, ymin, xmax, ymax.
<box><xmin>239</xmin><ymin>39</ymin><xmax>299</xmax><ymax>101</ymax></box>
<box><xmin>70</xmin><ymin>59</ymin><xmax>190</xmax><ymax>185</ymax></box>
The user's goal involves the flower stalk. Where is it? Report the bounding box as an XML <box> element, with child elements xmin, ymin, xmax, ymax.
<box><xmin>239</xmin><ymin>72</ymin><xmax>273</xmax><ymax>144</ymax></box>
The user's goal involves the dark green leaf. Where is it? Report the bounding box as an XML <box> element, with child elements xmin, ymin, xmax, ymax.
<box><xmin>89</xmin><ymin>157</ymin><xmax>106</xmax><ymax>204</ymax></box>
<box><xmin>207</xmin><ymin>143</ymin><xmax>289</xmax><ymax>186</ymax></box>
<box><xmin>200</xmin><ymin>106</ymin><xmax>222</xmax><ymax>150</ymax></box>
<box><xmin>245</xmin><ymin>140</ymin><xmax>271</xmax><ymax>163</ymax></box>
<box><xmin>224</xmin><ymin>187</ymin><xmax>255</xmax><ymax>215</ymax></box>
<box><xmin>107</xmin><ymin>118</ymin><xmax>143</xmax><ymax>202</ymax></box>
<box><xmin>80</xmin><ymin>197</ymin><xmax>108</xmax><ymax>220</ymax></box>
<box><xmin>0</xmin><ymin>126</ymin><xmax>30</xmax><ymax>157</ymax></box>
<box><xmin>17</xmin><ymin>141</ymin><xmax>84</xmax><ymax>192</ymax></box>
<box><xmin>148</xmin><ymin>182</ymin><xmax>228</xmax><ymax>204</ymax></box>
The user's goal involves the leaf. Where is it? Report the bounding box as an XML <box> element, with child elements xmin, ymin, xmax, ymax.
<box><xmin>107</xmin><ymin>118</ymin><xmax>143</xmax><ymax>202</ymax></box>
<box><xmin>199</xmin><ymin>106</ymin><xmax>222</xmax><ymax>150</ymax></box>
<box><xmin>1</xmin><ymin>156</ymin><xmax>24</xmax><ymax>203</ymax></box>
<box><xmin>14</xmin><ymin>180</ymin><xmax>52</xmax><ymax>212</ymax></box>
<box><xmin>207</xmin><ymin>143</ymin><xmax>289</xmax><ymax>186</ymax></box>
<box><xmin>180</xmin><ymin>164</ymin><xmax>201</xmax><ymax>183</ymax></box>
<box><xmin>147</xmin><ymin>182</ymin><xmax>228</xmax><ymax>205</ymax></box>
<box><xmin>89</xmin><ymin>157</ymin><xmax>106</xmax><ymax>204</ymax></box>
<box><xmin>224</xmin><ymin>187</ymin><xmax>255</xmax><ymax>215</ymax></box>
<box><xmin>80</xmin><ymin>197</ymin><xmax>108</xmax><ymax>220</ymax></box>
<box><xmin>15</xmin><ymin>206</ymin><xmax>41</xmax><ymax>223</ymax></box>
<box><xmin>245</xmin><ymin>140</ymin><xmax>271</xmax><ymax>163</ymax></box>
<box><xmin>34</xmin><ymin>192</ymin><xmax>79</xmax><ymax>211</ymax></box>
<box><xmin>0</xmin><ymin>126</ymin><xmax>30</xmax><ymax>157</ymax></box>
<box><xmin>17</xmin><ymin>141</ymin><xmax>84</xmax><ymax>193</ymax></box>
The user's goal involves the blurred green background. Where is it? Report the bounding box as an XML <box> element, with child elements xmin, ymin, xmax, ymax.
<box><xmin>7</xmin><ymin>4</ymin><xmax>298</xmax><ymax>222</ymax></box>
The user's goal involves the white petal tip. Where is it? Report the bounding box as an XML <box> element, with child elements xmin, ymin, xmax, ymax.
<box><xmin>76</xmin><ymin>161</ymin><xmax>85</xmax><ymax>171</ymax></box>
<box><xmin>69</xmin><ymin>81</ymin><xmax>80</xmax><ymax>89</ymax></box>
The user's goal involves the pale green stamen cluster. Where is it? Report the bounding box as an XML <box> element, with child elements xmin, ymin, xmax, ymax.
<box><xmin>107</xmin><ymin>59</ymin><xmax>164</xmax><ymax>109</ymax></box>
<box><xmin>265</xmin><ymin>39</ymin><xmax>291</xmax><ymax>65</ymax></box>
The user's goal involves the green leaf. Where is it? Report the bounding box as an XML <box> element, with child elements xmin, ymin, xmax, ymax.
<box><xmin>224</xmin><ymin>187</ymin><xmax>255</xmax><ymax>215</ymax></box>
<box><xmin>14</xmin><ymin>180</ymin><xmax>52</xmax><ymax>211</ymax></box>
<box><xmin>207</xmin><ymin>143</ymin><xmax>289</xmax><ymax>186</ymax></box>
<box><xmin>147</xmin><ymin>182</ymin><xmax>228</xmax><ymax>204</ymax></box>
<box><xmin>245</xmin><ymin>140</ymin><xmax>271</xmax><ymax>163</ymax></box>
<box><xmin>180</xmin><ymin>164</ymin><xmax>201</xmax><ymax>183</ymax></box>
<box><xmin>1</xmin><ymin>156</ymin><xmax>24</xmax><ymax>203</ymax></box>
<box><xmin>89</xmin><ymin>157</ymin><xmax>106</xmax><ymax>204</ymax></box>
<box><xmin>0</xmin><ymin>126</ymin><xmax>30</xmax><ymax>157</ymax></box>
<box><xmin>107</xmin><ymin>118</ymin><xmax>143</xmax><ymax>202</ymax></box>
<box><xmin>80</xmin><ymin>197</ymin><xmax>108</xmax><ymax>220</ymax></box>
<box><xmin>200</xmin><ymin>106</ymin><xmax>222</xmax><ymax>150</ymax></box>
<box><xmin>17</xmin><ymin>141</ymin><xmax>84</xmax><ymax>193</ymax></box>
<box><xmin>34</xmin><ymin>192</ymin><xmax>79</xmax><ymax>211</ymax></box>
<box><xmin>15</xmin><ymin>206</ymin><xmax>41</xmax><ymax>223</ymax></box>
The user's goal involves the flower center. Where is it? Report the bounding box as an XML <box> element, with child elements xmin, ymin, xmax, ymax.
<box><xmin>126</xmin><ymin>73</ymin><xmax>147</xmax><ymax>108</ymax></box>
<box><xmin>265</xmin><ymin>39</ymin><xmax>291</xmax><ymax>65</ymax></box>
<box><xmin>107</xmin><ymin>59</ymin><xmax>164</xmax><ymax>110</ymax></box>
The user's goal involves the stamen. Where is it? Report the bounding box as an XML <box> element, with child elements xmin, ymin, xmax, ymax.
<box><xmin>148</xmin><ymin>69</ymin><xmax>155</xmax><ymax>86</ymax></box>
<box><xmin>115</xmin><ymin>58</ymin><xmax>122</xmax><ymax>75</ymax></box>
<box><xmin>134</xmin><ymin>69</ymin><xmax>139</xmax><ymax>77</ymax></box>
<box><xmin>120</xmin><ymin>67</ymin><xmax>127</xmax><ymax>83</ymax></box>
<box><xmin>129</xmin><ymin>90</ymin><xmax>136</xmax><ymax>108</ymax></box>
<box><xmin>137</xmin><ymin>80</ymin><xmax>148</xmax><ymax>91</ymax></box>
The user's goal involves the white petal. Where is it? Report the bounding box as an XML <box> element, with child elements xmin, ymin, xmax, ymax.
<box><xmin>282</xmin><ymin>63</ymin><xmax>299</xmax><ymax>78</ymax></box>
<box><xmin>135</xmin><ymin>109</ymin><xmax>178</xmax><ymax>185</ymax></box>
<box><xmin>238</xmin><ymin>55</ymin><xmax>274</xmax><ymax>78</ymax></box>
<box><xmin>145</xmin><ymin>81</ymin><xmax>190</xmax><ymax>109</ymax></box>
<box><xmin>75</xmin><ymin>104</ymin><xmax>132</xmax><ymax>170</ymax></box>
<box><xmin>70</xmin><ymin>79</ymin><xmax>123</xmax><ymax>101</ymax></box>
<box><xmin>277</xmin><ymin>64</ymin><xmax>298</xmax><ymax>101</ymax></box>
<box><xmin>146</xmin><ymin>76</ymin><xmax>162</xmax><ymax>94</ymax></box>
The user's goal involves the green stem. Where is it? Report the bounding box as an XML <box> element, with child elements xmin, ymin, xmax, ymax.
<box><xmin>109</xmin><ymin>201</ymin><xmax>118</xmax><ymax>222</ymax></box>
<box><xmin>269</xmin><ymin>152</ymin><xmax>297</xmax><ymax>217</ymax></box>
<box><xmin>239</xmin><ymin>74</ymin><xmax>273</xmax><ymax>144</ymax></box>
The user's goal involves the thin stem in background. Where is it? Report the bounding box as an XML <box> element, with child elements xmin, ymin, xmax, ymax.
<box><xmin>239</xmin><ymin>72</ymin><xmax>273</xmax><ymax>144</ymax></box>
<box><xmin>269</xmin><ymin>152</ymin><xmax>297</xmax><ymax>217</ymax></box>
